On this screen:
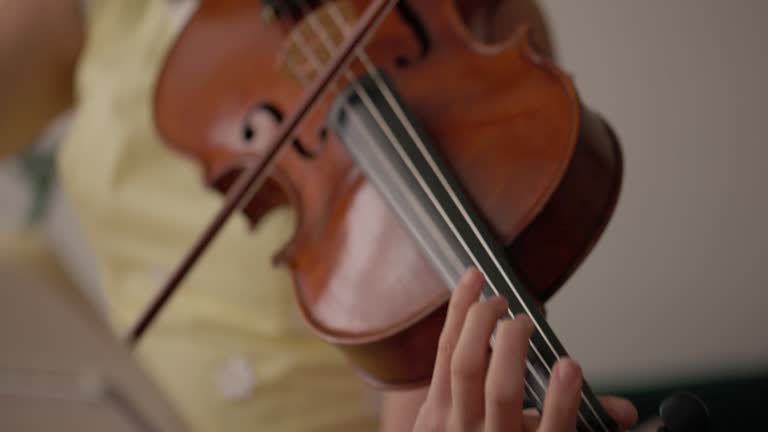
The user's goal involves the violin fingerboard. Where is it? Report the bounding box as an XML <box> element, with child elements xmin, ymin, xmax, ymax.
<box><xmin>327</xmin><ymin>70</ymin><xmax>618</xmax><ymax>432</ymax></box>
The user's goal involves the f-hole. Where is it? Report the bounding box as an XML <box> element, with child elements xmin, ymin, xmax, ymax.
<box><xmin>394</xmin><ymin>1</ymin><xmax>431</xmax><ymax>67</ymax></box>
<box><xmin>242</xmin><ymin>103</ymin><xmax>319</xmax><ymax>160</ymax></box>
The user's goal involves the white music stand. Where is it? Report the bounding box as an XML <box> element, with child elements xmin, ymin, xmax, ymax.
<box><xmin>0</xmin><ymin>259</ymin><xmax>189</xmax><ymax>432</ymax></box>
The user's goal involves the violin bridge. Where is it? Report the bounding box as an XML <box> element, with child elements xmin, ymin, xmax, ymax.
<box><xmin>277</xmin><ymin>0</ymin><xmax>359</xmax><ymax>86</ymax></box>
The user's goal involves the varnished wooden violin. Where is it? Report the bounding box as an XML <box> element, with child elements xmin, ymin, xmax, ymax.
<box><xmin>128</xmin><ymin>1</ymin><xmax>708</xmax><ymax>431</ymax></box>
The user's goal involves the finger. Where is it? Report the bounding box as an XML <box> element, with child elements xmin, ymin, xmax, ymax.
<box><xmin>428</xmin><ymin>268</ymin><xmax>485</xmax><ymax>406</ymax></box>
<box><xmin>598</xmin><ymin>396</ymin><xmax>638</xmax><ymax>430</ymax></box>
<box><xmin>522</xmin><ymin>408</ymin><xmax>541</xmax><ymax>431</ymax></box>
<box><xmin>538</xmin><ymin>358</ymin><xmax>583</xmax><ymax>432</ymax></box>
<box><xmin>449</xmin><ymin>295</ymin><xmax>508</xmax><ymax>430</ymax></box>
<box><xmin>485</xmin><ymin>314</ymin><xmax>535</xmax><ymax>432</ymax></box>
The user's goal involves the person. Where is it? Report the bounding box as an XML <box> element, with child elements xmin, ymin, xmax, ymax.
<box><xmin>1</xmin><ymin>0</ymin><xmax>637</xmax><ymax>431</ymax></box>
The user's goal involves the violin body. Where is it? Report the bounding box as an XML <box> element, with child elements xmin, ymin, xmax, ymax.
<box><xmin>154</xmin><ymin>0</ymin><xmax>622</xmax><ymax>388</ymax></box>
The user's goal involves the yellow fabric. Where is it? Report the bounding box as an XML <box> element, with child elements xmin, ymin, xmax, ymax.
<box><xmin>57</xmin><ymin>1</ymin><xmax>377</xmax><ymax>431</ymax></box>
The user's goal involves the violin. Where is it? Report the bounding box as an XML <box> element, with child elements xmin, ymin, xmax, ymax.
<box><xmin>131</xmin><ymin>1</ymin><xmax>709</xmax><ymax>431</ymax></box>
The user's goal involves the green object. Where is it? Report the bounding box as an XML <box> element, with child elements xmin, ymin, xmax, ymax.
<box><xmin>15</xmin><ymin>150</ymin><xmax>56</xmax><ymax>226</ymax></box>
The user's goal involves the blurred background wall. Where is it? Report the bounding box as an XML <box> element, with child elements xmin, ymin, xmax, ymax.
<box><xmin>532</xmin><ymin>3</ymin><xmax>768</xmax><ymax>427</ymax></box>
<box><xmin>538</xmin><ymin>0</ymin><xmax>768</xmax><ymax>386</ymax></box>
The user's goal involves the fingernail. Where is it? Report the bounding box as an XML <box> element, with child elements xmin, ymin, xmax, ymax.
<box><xmin>465</xmin><ymin>267</ymin><xmax>482</xmax><ymax>282</ymax></box>
<box><xmin>515</xmin><ymin>314</ymin><xmax>535</xmax><ymax>332</ymax></box>
<box><xmin>490</xmin><ymin>295</ymin><xmax>508</xmax><ymax>312</ymax></box>
<box><xmin>556</xmin><ymin>359</ymin><xmax>581</xmax><ymax>385</ymax></box>
<box><xmin>462</xmin><ymin>268</ymin><xmax>484</xmax><ymax>292</ymax></box>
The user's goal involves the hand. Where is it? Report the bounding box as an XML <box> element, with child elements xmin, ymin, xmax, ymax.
<box><xmin>412</xmin><ymin>268</ymin><xmax>638</xmax><ymax>431</ymax></box>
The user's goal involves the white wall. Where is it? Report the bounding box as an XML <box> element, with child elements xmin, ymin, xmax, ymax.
<box><xmin>539</xmin><ymin>0</ymin><xmax>768</xmax><ymax>387</ymax></box>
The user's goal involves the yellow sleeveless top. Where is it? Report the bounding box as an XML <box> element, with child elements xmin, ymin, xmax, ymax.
<box><xmin>57</xmin><ymin>1</ymin><xmax>377</xmax><ymax>431</ymax></box>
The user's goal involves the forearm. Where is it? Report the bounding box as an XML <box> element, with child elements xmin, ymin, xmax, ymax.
<box><xmin>0</xmin><ymin>0</ymin><xmax>84</xmax><ymax>158</ymax></box>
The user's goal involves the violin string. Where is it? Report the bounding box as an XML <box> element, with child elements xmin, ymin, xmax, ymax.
<box><xmin>288</xmin><ymin>3</ymin><xmax>605</xmax><ymax>430</ymax></box>
<box><xmin>285</xmin><ymin>48</ymin><xmax>311</xmax><ymax>87</ymax></box>
<box><xmin>300</xmin><ymin>1</ymin><xmax>556</xmax><ymax>420</ymax></box>
<box><xmin>287</xmin><ymin>14</ymin><xmax>466</xmax><ymax>278</ymax></box>
<box><xmin>288</xmin><ymin>0</ymin><xmax>559</xmax><ymax>423</ymax></box>
<box><xmin>323</xmin><ymin>7</ymin><xmax>608</xmax><ymax>430</ymax></box>
<box><xmin>285</xmin><ymin>8</ymin><xmax>465</xmax><ymax>283</ymax></box>
<box><xmin>351</xmin><ymin>58</ymin><xmax>600</xmax><ymax>431</ymax></box>
<box><xmin>287</xmin><ymin>7</ymin><xmax>548</xmax><ymax>407</ymax></box>
<box><xmin>292</xmin><ymin>0</ymin><xmax>552</xmax><ymax>401</ymax></box>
